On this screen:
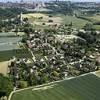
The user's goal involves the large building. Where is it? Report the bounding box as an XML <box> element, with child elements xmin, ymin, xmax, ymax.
<box><xmin>0</xmin><ymin>1</ymin><xmax>39</xmax><ymax>9</ymax></box>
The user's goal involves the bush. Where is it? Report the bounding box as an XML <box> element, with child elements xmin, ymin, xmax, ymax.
<box><xmin>42</xmin><ymin>23</ymin><xmax>46</xmax><ymax>25</ymax></box>
<box><xmin>54</xmin><ymin>24</ymin><xmax>57</xmax><ymax>27</ymax></box>
<box><xmin>0</xmin><ymin>74</ymin><xmax>13</xmax><ymax>96</ymax></box>
<box><xmin>18</xmin><ymin>81</ymin><xmax>28</xmax><ymax>88</ymax></box>
<box><xmin>49</xmin><ymin>15</ymin><xmax>53</xmax><ymax>17</ymax></box>
<box><xmin>38</xmin><ymin>17</ymin><xmax>43</xmax><ymax>19</ymax></box>
<box><xmin>48</xmin><ymin>20</ymin><xmax>53</xmax><ymax>23</ymax></box>
<box><xmin>65</xmin><ymin>24</ymin><xmax>68</xmax><ymax>26</ymax></box>
<box><xmin>93</xmin><ymin>21</ymin><xmax>100</xmax><ymax>25</ymax></box>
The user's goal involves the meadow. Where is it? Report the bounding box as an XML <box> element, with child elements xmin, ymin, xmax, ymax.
<box><xmin>78</xmin><ymin>15</ymin><xmax>100</xmax><ymax>30</ymax></box>
<box><xmin>61</xmin><ymin>15</ymin><xmax>90</xmax><ymax>28</ymax></box>
<box><xmin>22</xmin><ymin>13</ymin><xmax>90</xmax><ymax>29</ymax></box>
<box><xmin>11</xmin><ymin>74</ymin><xmax>100</xmax><ymax>100</ymax></box>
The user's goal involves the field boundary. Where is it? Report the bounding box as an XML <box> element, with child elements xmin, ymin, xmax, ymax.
<box><xmin>8</xmin><ymin>72</ymin><xmax>96</xmax><ymax>100</ymax></box>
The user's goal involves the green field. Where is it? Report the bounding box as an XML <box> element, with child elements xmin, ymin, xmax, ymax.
<box><xmin>0</xmin><ymin>32</ymin><xmax>32</xmax><ymax>61</ymax></box>
<box><xmin>85</xmin><ymin>15</ymin><xmax>100</xmax><ymax>22</ymax></box>
<box><xmin>0</xmin><ymin>49</ymin><xmax>32</xmax><ymax>61</ymax></box>
<box><xmin>11</xmin><ymin>74</ymin><xmax>100</xmax><ymax>100</ymax></box>
<box><xmin>0</xmin><ymin>32</ymin><xmax>21</xmax><ymax>51</ymax></box>
<box><xmin>77</xmin><ymin>15</ymin><xmax>100</xmax><ymax>30</ymax></box>
<box><xmin>61</xmin><ymin>15</ymin><xmax>90</xmax><ymax>28</ymax></box>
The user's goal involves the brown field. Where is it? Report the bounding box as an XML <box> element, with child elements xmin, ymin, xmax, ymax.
<box><xmin>0</xmin><ymin>61</ymin><xmax>9</xmax><ymax>76</ymax></box>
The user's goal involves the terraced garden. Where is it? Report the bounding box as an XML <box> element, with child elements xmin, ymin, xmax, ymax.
<box><xmin>11</xmin><ymin>74</ymin><xmax>100</xmax><ymax>100</ymax></box>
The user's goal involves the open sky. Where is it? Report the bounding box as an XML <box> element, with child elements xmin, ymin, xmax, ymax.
<box><xmin>0</xmin><ymin>0</ymin><xmax>100</xmax><ymax>2</ymax></box>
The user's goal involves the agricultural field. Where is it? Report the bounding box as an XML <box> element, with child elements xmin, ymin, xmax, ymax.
<box><xmin>0</xmin><ymin>49</ymin><xmax>32</xmax><ymax>62</ymax></box>
<box><xmin>22</xmin><ymin>13</ymin><xmax>62</xmax><ymax>27</ymax></box>
<box><xmin>0</xmin><ymin>61</ymin><xmax>9</xmax><ymax>76</ymax></box>
<box><xmin>0</xmin><ymin>32</ymin><xmax>21</xmax><ymax>51</ymax></box>
<box><xmin>88</xmin><ymin>15</ymin><xmax>100</xmax><ymax>30</ymax></box>
<box><xmin>0</xmin><ymin>32</ymin><xmax>32</xmax><ymax>61</ymax></box>
<box><xmin>85</xmin><ymin>15</ymin><xmax>100</xmax><ymax>22</ymax></box>
<box><xmin>11</xmin><ymin>74</ymin><xmax>100</xmax><ymax>100</ymax></box>
<box><xmin>22</xmin><ymin>13</ymin><xmax>90</xmax><ymax>29</ymax></box>
<box><xmin>79</xmin><ymin>15</ymin><xmax>100</xmax><ymax>30</ymax></box>
<box><xmin>62</xmin><ymin>15</ymin><xmax>90</xmax><ymax>28</ymax></box>
<box><xmin>0</xmin><ymin>37</ymin><xmax>21</xmax><ymax>51</ymax></box>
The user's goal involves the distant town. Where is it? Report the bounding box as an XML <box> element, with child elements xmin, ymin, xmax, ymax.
<box><xmin>0</xmin><ymin>1</ymin><xmax>100</xmax><ymax>10</ymax></box>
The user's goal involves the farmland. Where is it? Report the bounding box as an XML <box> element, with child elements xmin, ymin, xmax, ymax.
<box><xmin>61</xmin><ymin>15</ymin><xmax>90</xmax><ymax>28</ymax></box>
<box><xmin>84</xmin><ymin>15</ymin><xmax>100</xmax><ymax>22</ymax></box>
<box><xmin>22</xmin><ymin>13</ymin><xmax>62</xmax><ymax>29</ymax></box>
<box><xmin>0</xmin><ymin>32</ymin><xmax>21</xmax><ymax>51</ymax></box>
<box><xmin>0</xmin><ymin>37</ymin><xmax>21</xmax><ymax>51</ymax></box>
<box><xmin>0</xmin><ymin>32</ymin><xmax>32</xmax><ymax>61</ymax></box>
<box><xmin>78</xmin><ymin>15</ymin><xmax>100</xmax><ymax>30</ymax></box>
<box><xmin>22</xmin><ymin>13</ymin><xmax>90</xmax><ymax>29</ymax></box>
<box><xmin>0</xmin><ymin>1</ymin><xmax>100</xmax><ymax>100</ymax></box>
<box><xmin>0</xmin><ymin>49</ymin><xmax>32</xmax><ymax>62</ymax></box>
<box><xmin>0</xmin><ymin>61</ymin><xmax>9</xmax><ymax>76</ymax></box>
<box><xmin>11</xmin><ymin>74</ymin><xmax>100</xmax><ymax>100</ymax></box>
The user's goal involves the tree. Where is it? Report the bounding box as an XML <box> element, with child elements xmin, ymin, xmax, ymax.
<box><xmin>84</xmin><ymin>23</ymin><xmax>94</xmax><ymax>31</ymax></box>
<box><xmin>48</xmin><ymin>20</ymin><xmax>53</xmax><ymax>23</ymax></box>
<box><xmin>23</xmin><ymin>17</ymin><xmax>28</xmax><ymax>22</ymax></box>
<box><xmin>0</xmin><ymin>74</ymin><xmax>13</xmax><ymax>97</ymax></box>
<box><xmin>18</xmin><ymin>81</ymin><xmax>28</xmax><ymax>88</ymax></box>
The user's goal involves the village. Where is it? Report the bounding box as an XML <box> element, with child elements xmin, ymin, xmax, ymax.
<box><xmin>8</xmin><ymin>24</ymin><xmax>100</xmax><ymax>89</ymax></box>
<box><xmin>0</xmin><ymin>1</ymin><xmax>100</xmax><ymax>100</ymax></box>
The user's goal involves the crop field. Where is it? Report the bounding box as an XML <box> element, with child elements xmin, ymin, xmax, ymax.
<box><xmin>11</xmin><ymin>74</ymin><xmax>100</xmax><ymax>100</ymax></box>
<box><xmin>0</xmin><ymin>32</ymin><xmax>32</xmax><ymax>61</ymax></box>
<box><xmin>0</xmin><ymin>32</ymin><xmax>16</xmax><ymax>37</ymax></box>
<box><xmin>78</xmin><ymin>15</ymin><xmax>100</xmax><ymax>30</ymax></box>
<box><xmin>0</xmin><ymin>38</ymin><xmax>21</xmax><ymax>51</ymax></box>
<box><xmin>62</xmin><ymin>15</ymin><xmax>90</xmax><ymax>28</ymax></box>
<box><xmin>22</xmin><ymin>13</ymin><xmax>62</xmax><ymax>27</ymax></box>
<box><xmin>22</xmin><ymin>13</ymin><xmax>90</xmax><ymax>29</ymax></box>
<box><xmin>0</xmin><ymin>49</ymin><xmax>32</xmax><ymax>62</ymax></box>
<box><xmin>85</xmin><ymin>15</ymin><xmax>100</xmax><ymax>22</ymax></box>
<box><xmin>0</xmin><ymin>61</ymin><xmax>9</xmax><ymax>76</ymax></box>
<box><xmin>0</xmin><ymin>32</ymin><xmax>21</xmax><ymax>51</ymax></box>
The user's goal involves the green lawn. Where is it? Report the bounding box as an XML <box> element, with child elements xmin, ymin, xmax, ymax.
<box><xmin>0</xmin><ymin>49</ymin><xmax>32</xmax><ymax>62</ymax></box>
<box><xmin>11</xmin><ymin>74</ymin><xmax>100</xmax><ymax>100</ymax></box>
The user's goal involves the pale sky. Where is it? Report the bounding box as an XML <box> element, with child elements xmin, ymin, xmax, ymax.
<box><xmin>0</xmin><ymin>0</ymin><xmax>100</xmax><ymax>2</ymax></box>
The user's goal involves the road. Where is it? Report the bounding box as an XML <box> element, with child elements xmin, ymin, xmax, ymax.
<box><xmin>8</xmin><ymin>72</ymin><xmax>96</xmax><ymax>100</ymax></box>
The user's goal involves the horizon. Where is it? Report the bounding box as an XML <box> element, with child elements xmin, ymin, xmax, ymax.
<box><xmin>0</xmin><ymin>0</ymin><xmax>100</xmax><ymax>3</ymax></box>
